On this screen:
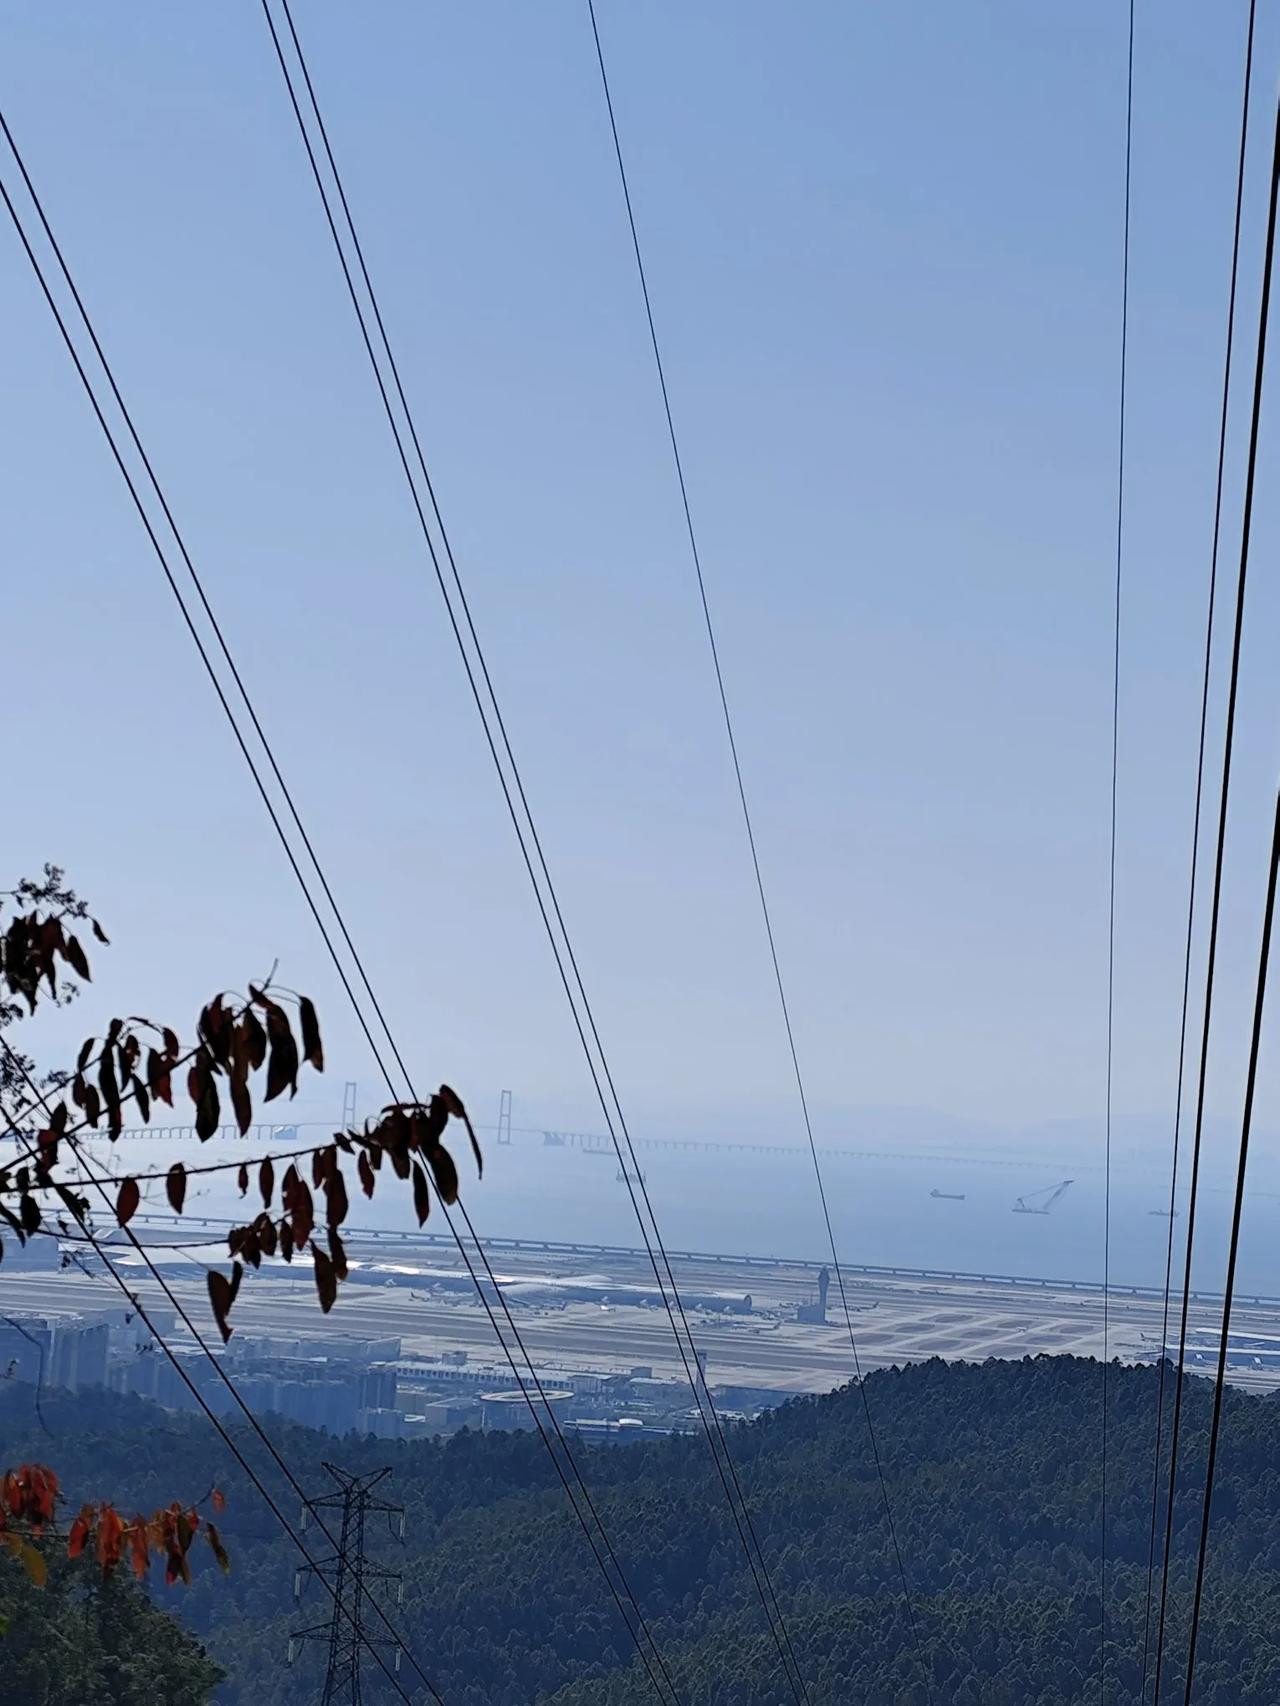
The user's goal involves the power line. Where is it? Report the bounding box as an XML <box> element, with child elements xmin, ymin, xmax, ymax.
<box><xmin>259</xmin><ymin>1</ymin><xmax>812</xmax><ymax>1696</ymax></box>
<box><xmin>266</xmin><ymin>0</ymin><xmax>791</xmax><ymax>1690</ymax></box>
<box><xmin>583</xmin><ymin>2</ymin><xmax>937</xmax><ymax>1695</ymax></box>
<box><xmin>0</xmin><ymin>108</ymin><xmax>682</xmax><ymax>1706</ymax></box>
<box><xmin>1180</xmin><ymin>787</ymin><xmax>1280</xmax><ymax>1701</ymax></box>
<box><xmin>291</xmin><ymin>1465</ymin><xmax>407</xmax><ymax>1705</ymax></box>
<box><xmin>1137</xmin><ymin>3</ymin><xmax>1258</xmax><ymax>1696</ymax></box>
<box><xmin>1177</xmin><ymin>87</ymin><xmax>1280</xmax><ymax>1706</ymax></box>
<box><xmin>1151</xmin><ymin>76</ymin><xmax>1280</xmax><ymax>1706</ymax></box>
<box><xmin>1100</xmin><ymin>4</ymin><xmax>1134</xmax><ymax>1696</ymax></box>
<box><xmin>0</xmin><ymin>1040</ymin><xmax>435</xmax><ymax>1706</ymax></box>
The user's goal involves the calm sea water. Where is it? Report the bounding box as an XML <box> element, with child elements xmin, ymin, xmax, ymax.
<box><xmin>71</xmin><ymin>1130</ymin><xmax>1280</xmax><ymax>1300</ymax></box>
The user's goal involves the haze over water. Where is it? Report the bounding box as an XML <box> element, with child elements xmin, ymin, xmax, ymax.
<box><xmin>66</xmin><ymin>1125</ymin><xmax>1280</xmax><ymax>1302</ymax></box>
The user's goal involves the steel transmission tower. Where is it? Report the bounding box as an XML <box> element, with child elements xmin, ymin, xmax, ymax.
<box><xmin>289</xmin><ymin>1464</ymin><xmax>405</xmax><ymax>1703</ymax></box>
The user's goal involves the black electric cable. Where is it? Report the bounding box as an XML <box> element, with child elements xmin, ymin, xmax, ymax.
<box><xmin>0</xmin><ymin>1040</ymin><xmax>434</xmax><ymax>1706</ymax></box>
<box><xmin>582</xmin><ymin>3</ymin><xmax>935</xmax><ymax>1699</ymax></box>
<box><xmin>261</xmin><ymin>3</ymin><xmax>813</xmax><ymax>1696</ymax></box>
<box><xmin>1179</xmin><ymin>790</ymin><xmax>1280</xmax><ymax>1701</ymax></box>
<box><xmin>1100</xmin><ymin>6</ymin><xmax>1134</xmax><ymax>1696</ymax></box>
<box><xmin>263</xmin><ymin>2</ymin><xmax>799</xmax><ymax>1689</ymax></box>
<box><xmin>1151</xmin><ymin>79</ymin><xmax>1280</xmax><ymax>1706</ymax></box>
<box><xmin>0</xmin><ymin>114</ymin><xmax>682</xmax><ymax>1706</ymax></box>
<box><xmin>1137</xmin><ymin>4</ymin><xmax>1257</xmax><ymax>1697</ymax></box>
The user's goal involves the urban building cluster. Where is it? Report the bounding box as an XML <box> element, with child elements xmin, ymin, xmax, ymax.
<box><xmin>0</xmin><ymin>1299</ymin><xmax>789</xmax><ymax>1440</ymax></box>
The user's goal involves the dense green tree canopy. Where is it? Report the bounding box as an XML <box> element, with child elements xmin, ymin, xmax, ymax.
<box><xmin>0</xmin><ymin>1546</ymin><xmax>222</xmax><ymax>1705</ymax></box>
<box><xmin>0</xmin><ymin>1355</ymin><xmax>1273</xmax><ymax>1704</ymax></box>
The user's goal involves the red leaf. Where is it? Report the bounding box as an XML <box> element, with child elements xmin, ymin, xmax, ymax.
<box><xmin>411</xmin><ymin>1161</ymin><xmax>431</xmax><ymax>1227</ymax></box>
<box><xmin>237</xmin><ymin>1163</ymin><xmax>249</xmax><ymax>1198</ymax></box>
<box><xmin>116</xmin><ymin>1178</ymin><xmax>140</xmax><ymax>1227</ymax></box>
<box><xmin>165</xmin><ymin>1164</ymin><xmax>186</xmax><ymax>1215</ymax></box>
<box><xmin>194</xmin><ymin>1064</ymin><xmax>220</xmax><ymax>1142</ymax></box>
<box><xmin>146</xmin><ymin>1048</ymin><xmax>173</xmax><ymax>1108</ymax></box>
<box><xmin>298</xmin><ymin>997</ymin><xmax>324</xmax><ymax>1072</ymax></box>
<box><xmin>129</xmin><ymin>1523</ymin><xmax>149</xmax><ymax>1581</ymax></box>
<box><xmin>242</xmin><ymin>1009</ymin><xmax>267</xmax><ymax>1072</ymax></box>
<box><xmin>259</xmin><ymin>1156</ymin><xmax>275</xmax><ymax>1210</ymax></box>
<box><xmin>199</xmin><ymin>997</ymin><xmax>233</xmax><ymax>1070</ymax></box>
<box><xmin>206</xmin><ymin>1520</ymin><xmax>230</xmax><ymax>1574</ymax></box>
<box><xmin>312</xmin><ymin>1246</ymin><xmax>337</xmax><ymax>1314</ymax></box>
<box><xmin>324</xmin><ymin>1166</ymin><xmax>348</xmax><ymax>1232</ymax></box>
<box><xmin>96</xmin><ymin>1507</ymin><xmax>124</xmax><ymax>1574</ymax></box>
<box><xmin>62</xmin><ymin>932</ymin><xmax>90</xmax><ymax>981</ymax></box>
<box><xmin>234</xmin><ymin>1223</ymin><xmax>262</xmax><ymax>1269</ymax></box>
<box><xmin>207</xmin><ymin>1265</ymin><xmax>242</xmax><ymax>1343</ymax></box>
<box><xmin>437</xmin><ymin>1084</ymin><xmax>466</xmax><ymax>1119</ymax></box>
<box><xmin>98</xmin><ymin>1050</ymin><xmax>122</xmax><ymax>1139</ymax></box>
<box><xmin>440</xmin><ymin>1086</ymin><xmax>482</xmax><ymax>1178</ymax></box>
<box><xmin>264</xmin><ymin>1009</ymin><xmax>299</xmax><ymax>1103</ymax></box>
<box><xmin>328</xmin><ymin>1226</ymin><xmax>348</xmax><ymax>1281</ymax></box>
<box><xmin>357</xmin><ymin>1152</ymin><xmax>375</xmax><ymax>1199</ymax></box>
<box><xmin>283</xmin><ymin>1168</ymin><xmax>314</xmax><ymax>1250</ymax></box>
<box><xmin>230</xmin><ymin>1073</ymin><xmax>251</xmax><ymax>1137</ymax></box>
<box><xmin>426</xmin><ymin>1143</ymin><xmax>459</xmax><ymax>1206</ymax></box>
<box><xmin>211</xmin><ymin>1488</ymin><xmax>226</xmax><ymax>1513</ymax></box>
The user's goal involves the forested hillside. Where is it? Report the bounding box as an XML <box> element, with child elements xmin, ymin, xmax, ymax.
<box><xmin>1</xmin><ymin>1357</ymin><xmax>1275</xmax><ymax>1705</ymax></box>
<box><xmin>0</xmin><ymin>1545</ymin><xmax>222</xmax><ymax>1704</ymax></box>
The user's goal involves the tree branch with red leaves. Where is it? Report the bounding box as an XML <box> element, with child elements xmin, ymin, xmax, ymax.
<box><xmin>0</xmin><ymin>1464</ymin><xmax>228</xmax><ymax>1588</ymax></box>
<box><xmin>0</xmin><ymin>869</ymin><xmax>482</xmax><ymax>1343</ymax></box>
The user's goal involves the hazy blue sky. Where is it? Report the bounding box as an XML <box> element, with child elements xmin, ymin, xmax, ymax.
<box><xmin>5</xmin><ymin>2</ymin><xmax>1280</xmax><ymax>1167</ymax></box>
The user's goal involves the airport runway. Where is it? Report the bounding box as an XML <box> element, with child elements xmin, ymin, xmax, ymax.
<box><xmin>4</xmin><ymin>1236</ymin><xmax>1276</xmax><ymax>1396</ymax></box>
